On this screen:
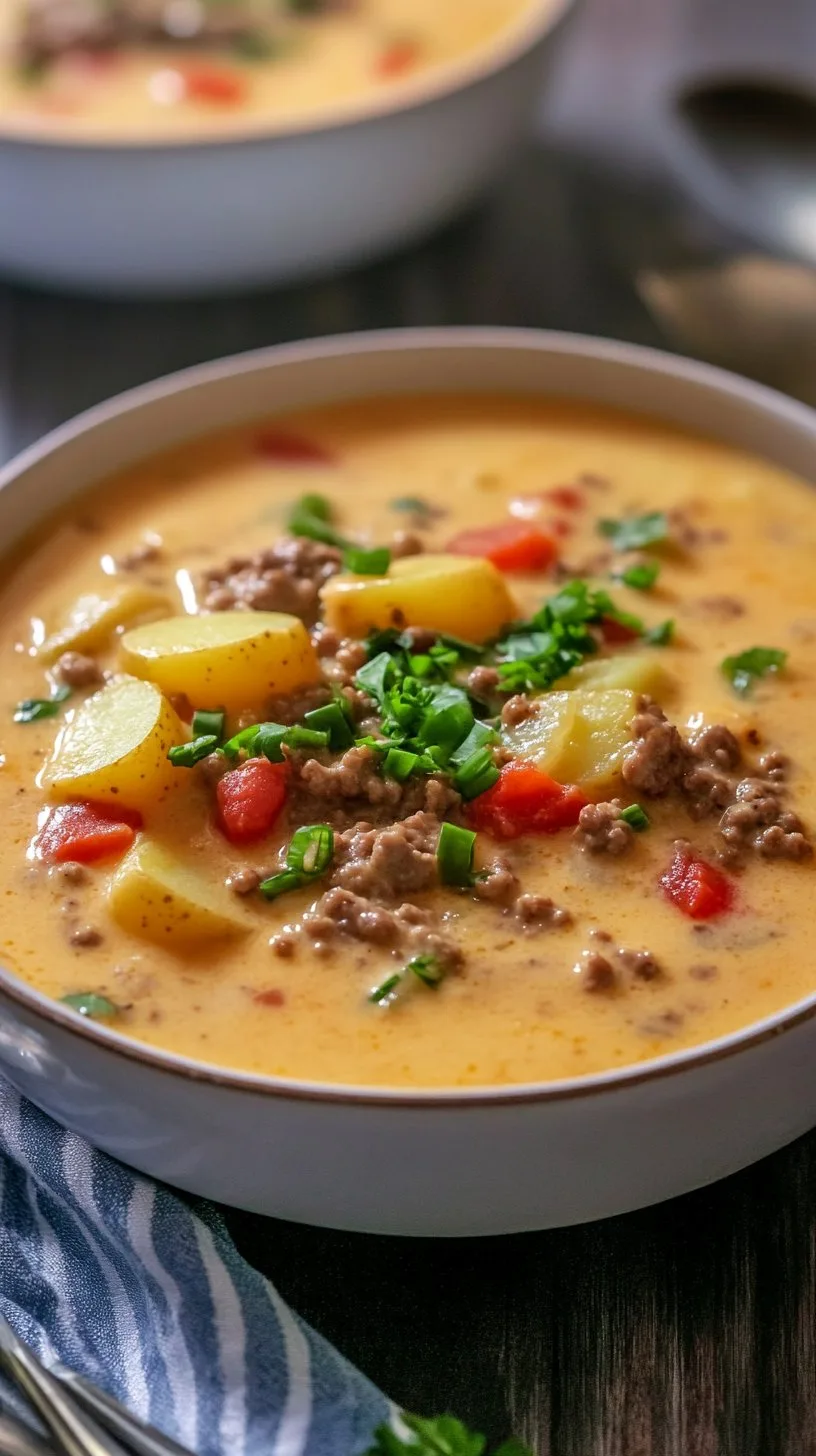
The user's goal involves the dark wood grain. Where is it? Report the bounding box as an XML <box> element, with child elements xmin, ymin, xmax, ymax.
<box><xmin>2</xmin><ymin>0</ymin><xmax>816</xmax><ymax>1451</ymax></box>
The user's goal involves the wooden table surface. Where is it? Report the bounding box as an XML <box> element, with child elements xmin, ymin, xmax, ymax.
<box><xmin>2</xmin><ymin>1</ymin><xmax>816</xmax><ymax>1451</ymax></box>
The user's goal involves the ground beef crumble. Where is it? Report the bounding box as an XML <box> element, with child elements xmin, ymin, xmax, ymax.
<box><xmin>55</xmin><ymin>651</ymin><xmax>102</xmax><ymax>688</ymax></box>
<box><xmin>287</xmin><ymin>745</ymin><xmax>461</xmax><ymax>828</ymax></box>
<box><xmin>574</xmin><ymin>800</ymin><xmax>634</xmax><ymax>856</ymax></box>
<box><xmin>201</xmin><ymin>537</ymin><xmax>342</xmax><ymax>625</ymax></box>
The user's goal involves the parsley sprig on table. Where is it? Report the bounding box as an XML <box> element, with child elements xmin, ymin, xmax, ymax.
<box><xmin>362</xmin><ymin>1412</ymin><xmax>532</xmax><ymax>1456</ymax></box>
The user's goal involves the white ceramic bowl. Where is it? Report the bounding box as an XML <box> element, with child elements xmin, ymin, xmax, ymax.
<box><xmin>1</xmin><ymin>329</ymin><xmax>815</xmax><ymax>1237</ymax></box>
<box><xmin>0</xmin><ymin>1</ymin><xmax>574</xmax><ymax>296</ymax></box>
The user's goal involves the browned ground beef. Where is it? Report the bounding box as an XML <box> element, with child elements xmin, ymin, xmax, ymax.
<box><xmin>55</xmin><ymin>651</ymin><xmax>102</xmax><ymax>688</ymax></box>
<box><xmin>19</xmin><ymin>0</ymin><xmax>307</xmax><ymax>61</ymax></box>
<box><xmin>201</xmin><ymin>537</ymin><xmax>342</xmax><ymax>625</ymax></box>
<box><xmin>467</xmin><ymin>666</ymin><xmax>501</xmax><ymax>700</ymax></box>
<box><xmin>514</xmin><ymin>894</ymin><xmax>572</xmax><ymax>928</ymax></box>
<box><xmin>389</xmin><ymin>530</ymin><xmax>424</xmax><ymax>558</ymax></box>
<box><xmin>298</xmin><ymin>890</ymin><xmax>464</xmax><ymax>970</ymax></box>
<box><xmin>574</xmin><ymin>800</ymin><xmax>634</xmax><ymax>856</ymax></box>
<box><xmin>577</xmin><ymin>938</ymin><xmax>661</xmax><ymax>990</ymax></box>
<box><xmin>501</xmin><ymin>694</ymin><xmax>535</xmax><ymax>727</ymax></box>
<box><xmin>288</xmin><ymin>746</ymin><xmax>461</xmax><ymax>827</ymax></box>
<box><xmin>622</xmin><ymin>700</ymin><xmax>689</xmax><ymax>796</ymax></box>
<box><xmin>331</xmin><ymin>811</ymin><xmax>442</xmax><ymax>898</ymax></box>
<box><xmin>694</xmin><ymin>595</ymin><xmax>745</xmax><ymax>619</ymax></box>
<box><xmin>263</xmin><ymin>682</ymin><xmax>331</xmax><ymax>728</ymax></box>
<box><xmin>576</xmin><ymin>951</ymin><xmax>617</xmax><ymax>992</ymax></box>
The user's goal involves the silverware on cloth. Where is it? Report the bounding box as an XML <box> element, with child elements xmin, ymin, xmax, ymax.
<box><xmin>0</xmin><ymin>1317</ymin><xmax>193</xmax><ymax>1456</ymax></box>
<box><xmin>0</xmin><ymin>1410</ymin><xmax>55</xmax><ymax>1456</ymax></box>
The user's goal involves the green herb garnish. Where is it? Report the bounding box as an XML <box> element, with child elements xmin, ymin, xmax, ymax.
<box><xmin>287</xmin><ymin>493</ymin><xmax>350</xmax><ymax>549</ymax></box>
<box><xmin>344</xmin><ymin>546</ymin><xmax>391</xmax><ymax>575</ymax></box>
<box><xmin>449</xmin><ymin>721</ymin><xmax>499</xmax><ymax>765</ymax></box>
<box><xmin>437</xmin><ymin>822</ymin><xmax>476</xmax><ymax>887</ymax></box>
<box><xmin>259</xmin><ymin>823</ymin><xmax>335</xmax><ymax>901</ymax></box>
<box><xmin>192</xmin><ymin>708</ymin><xmax>225</xmax><ymax>741</ymax></box>
<box><xmin>277</xmin><ymin>725</ymin><xmax>330</xmax><ymax>751</ymax></box>
<box><xmin>383</xmin><ymin>747</ymin><xmax>420</xmax><ymax>781</ymax></box>
<box><xmin>408</xmin><ymin>954</ymin><xmax>446</xmax><ymax>987</ymax></box>
<box><xmin>368</xmin><ymin>973</ymin><xmax>403</xmax><ymax>1005</ymax></box>
<box><xmin>616</xmin><ymin>560</ymin><xmax>660</xmax><ymax>591</ymax></box>
<box><xmin>362</xmin><ymin>1412</ymin><xmax>532</xmax><ymax>1456</ymax></box>
<box><xmin>644</xmin><ymin>619</ymin><xmax>674</xmax><ymax>646</ymax></box>
<box><xmin>168</xmin><ymin>734</ymin><xmax>219</xmax><ymax>767</ymax></box>
<box><xmin>452</xmin><ymin>747</ymin><xmax>499</xmax><ymax>801</ymax></box>
<box><xmin>14</xmin><ymin>684</ymin><xmax>71</xmax><ymax>724</ymax></box>
<box><xmin>304</xmin><ymin>700</ymin><xmax>355</xmax><ymax>750</ymax></box>
<box><xmin>721</xmin><ymin>646</ymin><xmax>787</xmax><ymax>695</ymax></box>
<box><xmin>61</xmin><ymin>993</ymin><xmax>117</xmax><ymax>1021</ymax></box>
<box><xmin>619</xmin><ymin>803</ymin><xmax>649</xmax><ymax>831</ymax></box>
<box><xmin>598</xmin><ymin>511</ymin><xmax>669</xmax><ymax>552</ymax></box>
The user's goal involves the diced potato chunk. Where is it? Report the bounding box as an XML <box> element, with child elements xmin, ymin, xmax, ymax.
<box><xmin>44</xmin><ymin>675</ymin><xmax>183</xmax><ymax>811</ymax></box>
<box><xmin>109</xmin><ymin>838</ymin><xmax>251</xmax><ymax>948</ymax></box>
<box><xmin>563</xmin><ymin>651</ymin><xmax>674</xmax><ymax>700</ymax></box>
<box><xmin>320</xmin><ymin>553</ymin><xmax>517</xmax><ymax>644</ymax></box>
<box><xmin>504</xmin><ymin>688</ymin><xmax>638</xmax><ymax>793</ymax></box>
<box><xmin>40</xmin><ymin>586</ymin><xmax>172</xmax><ymax>663</ymax></box>
<box><xmin>119</xmin><ymin>611</ymin><xmax>320</xmax><ymax>712</ymax></box>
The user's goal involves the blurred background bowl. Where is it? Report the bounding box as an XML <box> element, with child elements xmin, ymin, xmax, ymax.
<box><xmin>0</xmin><ymin>0</ymin><xmax>576</xmax><ymax>298</ymax></box>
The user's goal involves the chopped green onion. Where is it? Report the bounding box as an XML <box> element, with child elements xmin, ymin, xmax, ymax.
<box><xmin>383</xmin><ymin>747</ymin><xmax>420</xmax><ymax>781</ymax></box>
<box><xmin>408</xmin><ymin>654</ymin><xmax>433</xmax><ymax>678</ymax></box>
<box><xmin>220</xmin><ymin>723</ymin><xmax>263</xmax><ymax>759</ymax></box>
<box><xmin>192</xmin><ymin>708</ymin><xmax>225</xmax><ymax>741</ymax></box>
<box><xmin>61</xmin><ymin>992</ymin><xmax>117</xmax><ymax>1020</ymax></box>
<box><xmin>449</xmin><ymin>721</ymin><xmax>499</xmax><ymax>766</ymax></box>
<box><xmin>417</xmin><ymin>700</ymin><xmax>474</xmax><ymax>755</ymax></box>
<box><xmin>259</xmin><ymin>869</ymin><xmax>307</xmax><ymax>901</ymax></box>
<box><xmin>286</xmin><ymin>824</ymin><xmax>335</xmax><ymax>876</ymax></box>
<box><xmin>619</xmin><ymin>803</ymin><xmax>649</xmax><ymax>831</ymax></box>
<box><xmin>283</xmin><ymin>726</ymin><xmax>330</xmax><ymax>751</ymax></box>
<box><xmin>408</xmin><ymin>954</ymin><xmax>446</xmax><ymax>987</ymax></box>
<box><xmin>598</xmin><ymin>511</ymin><xmax>669</xmax><ymax>552</ymax></box>
<box><xmin>721</xmin><ymin>646</ymin><xmax>787</xmax><ymax>695</ymax></box>
<box><xmin>453</xmin><ymin>747</ymin><xmax>500</xmax><ymax>801</ymax></box>
<box><xmin>287</xmin><ymin>493</ymin><xmax>349</xmax><ymax>549</ymax></box>
<box><xmin>254</xmin><ymin>723</ymin><xmax>288</xmax><ymax>762</ymax></box>
<box><xmin>343</xmin><ymin>546</ymin><xmax>391</xmax><ymax>575</ymax></box>
<box><xmin>616</xmin><ymin>561</ymin><xmax>660</xmax><ymax>591</ymax></box>
<box><xmin>14</xmin><ymin>684</ymin><xmax>71</xmax><ymax>724</ymax></box>
<box><xmin>368</xmin><ymin>973</ymin><xmax>403</xmax><ymax>1005</ymax></box>
<box><xmin>355</xmin><ymin>651</ymin><xmax>393</xmax><ymax>704</ymax></box>
<box><xmin>304</xmin><ymin>700</ymin><xmax>355</xmax><ymax>750</ymax></box>
<box><xmin>644</xmin><ymin>619</ymin><xmax>674</xmax><ymax>646</ymax></box>
<box><xmin>168</xmin><ymin>734</ymin><xmax>219</xmax><ymax>767</ymax></box>
<box><xmin>437</xmin><ymin>822</ymin><xmax>476</xmax><ymax>886</ymax></box>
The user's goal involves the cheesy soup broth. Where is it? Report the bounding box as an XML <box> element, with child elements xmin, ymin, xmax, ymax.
<box><xmin>1</xmin><ymin>396</ymin><xmax>814</xmax><ymax>1088</ymax></box>
<box><xmin>0</xmin><ymin>1</ymin><xmax>537</xmax><ymax>138</ymax></box>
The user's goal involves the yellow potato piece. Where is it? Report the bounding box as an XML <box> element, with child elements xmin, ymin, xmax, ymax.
<box><xmin>503</xmin><ymin>688</ymin><xmax>639</xmax><ymax>793</ymax></box>
<box><xmin>40</xmin><ymin>586</ymin><xmax>172</xmax><ymax>663</ymax></box>
<box><xmin>44</xmin><ymin>675</ymin><xmax>183</xmax><ymax>811</ymax></box>
<box><xmin>564</xmin><ymin>651</ymin><xmax>674</xmax><ymax>700</ymax></box>
<box><xmin>118</xmin><ymin>611</ymin><xmax>320</xmax><ymax>711</ymax></box>
<box><xmin>320</xmin><ymin>553</ymin><xmax>517</xmax><ymax>644</ymax></box>
<box><xmin>109</xmin><ymin>838</ymin><xmax>251</xmax><ymax>948</ymax></box>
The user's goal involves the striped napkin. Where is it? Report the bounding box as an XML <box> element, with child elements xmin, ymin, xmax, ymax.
<box><xmin>0</xmin><ymin>1084</ymin><xmax>392</xmax><ymax>1455</ymax></box>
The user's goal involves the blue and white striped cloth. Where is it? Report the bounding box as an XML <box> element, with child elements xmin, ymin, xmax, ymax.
<box><xmin>0</xmin><ymin>1085</ymin><xmax>392</xmax><ymax>1455</ymax></box>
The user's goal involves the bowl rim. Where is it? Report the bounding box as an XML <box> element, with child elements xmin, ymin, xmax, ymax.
<box><xmin>0</xmin><ymin>0</ymin><xmax>571</xmax><ymax>152</ymax></box>
<box><xmin>2</xmin><ymin>323</ymin><xmax>816</xmax><ymax>1110</ymax></box>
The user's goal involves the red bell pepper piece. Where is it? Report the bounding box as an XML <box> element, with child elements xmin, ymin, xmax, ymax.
<box><xmin>255</xmin><ymin>431</ymin><xmax>335</xmax><ymax>466</ymax></box>
<box><xmin>180</xmin><ymin>64</ymin><xmax>247</xmax><ymax>105</ymax></box>
<box><xmin>216</xmin><ymin>759</ymin><xmax>288</xmax><ymax>845</ymax></box>
<box><xmin>375</xmin><ymin>39</ymin><xmax>421</xmax><ymax>77</ymax></box>
<box><xmin>35</xmin><ymin>802</ymin><xmax>142</xmax><ymax>864</ymax></box>
<box><xmin>467</xmin><ymin>761</ymin><xmax>588</xmax><ymax>840</ymax></box>
<box><xmin>599</xmin><ymin>616</ymin><xmax>641</xmax><ymax>645</ymax></box>
<box><xmin>446</xmin><ymin>522</ymin><xmax>558</xmax><ymax>573</ymax></box>
<box><xmin>661</xmin><ymin>845</ymin><xmax>734</xmax><ymax>920</ymax></box>
<box><xmin>544</xmin><ymin>485</ymin><xmax>584</xmax><ymax>511</ymax></box>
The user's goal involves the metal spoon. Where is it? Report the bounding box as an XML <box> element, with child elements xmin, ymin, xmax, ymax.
<box><xmin>0</xmin><ymin>1316</ymin><xmax>127</xmax><ymax>1456</ymax></box>
<box><xmin>0</xmin><ymin>1410</ymin><xmax>55</xmax><ymax>1456</ymax></box>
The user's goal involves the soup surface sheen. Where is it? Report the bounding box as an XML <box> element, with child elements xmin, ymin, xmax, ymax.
<box><xmin>1</xmin><ymin>395</ymin><xmax>815</xmax><ymax>1089</ymax></box>
<box><xmin>0</xmin><ymin>0</ymin><xmax>536</xmax><ymax>138</ymax></box>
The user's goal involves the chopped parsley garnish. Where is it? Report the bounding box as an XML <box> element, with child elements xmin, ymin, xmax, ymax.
<box><xmin>619</xmin><ymin>803</ymin><xmax>649</xmax><ymax>831</ymax></box>
<box><xmin>437</xmin><ymin>823</ymin><xmax>476</xmax><ymax>886</ymax></box>
<box><xmin>259</xmin><ymin>824</ymin><xmax>335</xmax><ymax>900</ymax></box>
<box><xmin>344</xmin><ymin>546</ymin><xmax>391</xmax><ymax>575</ymax></box>
<box><xmin>362</xmin><ymin>1412</ymin><xmax>532</xmax><ymax>1456</ymax></box>
<box><xmin>14</xmin><ymin>684</ymin><xmax>71</xmax><ymax>724</ymax></box>
<box><xmin>191</xmin><ymin>709</ymin><xmax>225</xmax><ymax>742</ymax></box>
<box><xmin>494</xmin><ymin>579</ymin><xmax>643</xmax><ymax>695</ymax></box>
<box><xmin>644</xmin><ymin>619</ymin><xmax>674</xmax><ymax>646</ymax></box>
<box><xmin>598</xmin><ymin>511</ymin><xmax>669</xmax><ymax>552</ymax></box>
<box><xmin>167</xmin><ymin>734</ymin><xmax>220</xmax><ymax>767</ymax></box>
<box><xmin>61</xmin><ymin>992</ymin><xmax>117</xmax><ymax>1020</ymax></box>
<box><xmin>721</xmin><ymin>646</ymin><xmax>787</xmax><ymax>695</ymax></box>
<box><xmin>615</xmin><ymin>560</ymin><xmax>660</xmax><ymax>591</ymax></box>
<box><xmin>287</xmin><ymin>493</ymin><xmax>350</xmax><ymax>549</ymax></box>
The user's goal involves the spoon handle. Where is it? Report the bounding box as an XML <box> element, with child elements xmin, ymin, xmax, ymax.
<box><xmin>0</xmin><ymin>1411</ymin><xmax>55</xmax><ymax>1456</ymax></box>
<box><xmin>0</xmin><ymin>1323</ymin><xmax>127</xmax><ymax>1456</ymax></box>
<box><xmin>53</xmin><ymin>1372</ymin><xmax>193</xmax><ymax>1456</ymax></box>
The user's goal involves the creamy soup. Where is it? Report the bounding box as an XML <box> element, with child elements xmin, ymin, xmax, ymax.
<box><xmin>0</xmin><ymin>0</ymin><xmax>537</xmax><ymax>138</ymax></box>
<box><xmin>1</xmin><ymin>396</ymin><xmax>815</xmax><ymax>1089</ymax></box>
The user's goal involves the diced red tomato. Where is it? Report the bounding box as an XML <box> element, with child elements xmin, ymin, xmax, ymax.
<box><xmin>34</xmin><ymin>802</ymin><xmax>142</xmax><ymax>864</ymax></box>
<box><xmin>216</xmin><ymin>758</ymin><xmax>288</xmax><ymax>845</ymax></box>
<box><xmin>545</xmin><ymin>485</ymin><xmax>584</xmax><ymax>511</ymax></box>
<box><xmin>509</xmin><ymin>486</ymin><xmax>584</xmax><ymax>520</ymax></box>
<box><xmin>255</xmin><ymin>431</ymin><xmax>335</xmax><ymax>466</ymax></box>
<box><xmin>375</xmin><ymin>39</ymin><xmax>421</xmax><ymax>77</ymax></box>
<box><xmin>180</xmin><ymin>64</ymin><xmax>247</xmax><ymax>105</ymax></box>
<box><xmin>446</xmin><ymin>523</ymin><xmax>558</xmax><ymax>573</ymax></box>
<box><xmin>660</xmin><ymin>845</ymin><xmax>734</xmax><ymax>920</ymax></box>
<box><xmin>253</xmin><ymin>987</ymin><xmax>286</xmax><ymax>1008</ymax></box>
<box><xmin>467</xmin><ymin>761</ymin><xmax>589</xmax><ymax>840</ymax></box>
<box><xmin>599</xmin><ymin>616</ymin><xmax>641</xmax><ymax>645</ymax></box>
